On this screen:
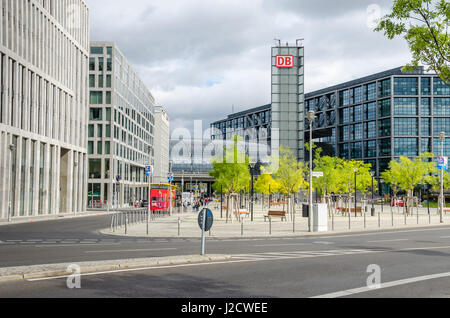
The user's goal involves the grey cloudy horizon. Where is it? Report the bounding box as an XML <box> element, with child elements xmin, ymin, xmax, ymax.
<box><xmin>86</xmin><ymin>0</ymin><xmax>411</xmax><ymax>135</ymax></box>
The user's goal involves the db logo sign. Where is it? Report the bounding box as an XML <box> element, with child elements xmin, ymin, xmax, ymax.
<box><xmin>276</xmin><ymin>55</ymin><xmax>294</xmax><ymax>68</ymax></box>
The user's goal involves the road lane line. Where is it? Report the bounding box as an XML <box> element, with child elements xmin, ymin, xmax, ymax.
<box><xmin>367</xmin><ymin>239</ymin><xmax>409</xmax><ymax>243</ymax></box>
<box><xmin>311</xmin><ymin>271</ymin><xmax>450</xmax><ymax>298</ymax></box>
<box><xmin>35</xmin><ymin>243</ymin><xmax>119</xmax><ymax>248</ymax></box>
<box><xmin>26</xmin><ymin>245</ymin><xmax>450</xmax><ymax>282</ymax></box>
<box><xmin>84</xmin><ymin>248</ymin><xmax>178</xmax><ymax>253</ymax></box>
<box><xmin>253</xmin><ymin>243</ymin><xmax>310</xmax><ymax>247</ymax></box>
<box><xmin>314</xmin><ymin>226</ymin><xmax>450</xmax><ymax>239</ymax></box>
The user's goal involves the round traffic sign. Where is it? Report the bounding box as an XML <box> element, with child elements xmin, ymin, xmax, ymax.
<box><xmin>198</xmin><ymin>208</ymin><xmax>214</xmax><ymax>232</ymax></box>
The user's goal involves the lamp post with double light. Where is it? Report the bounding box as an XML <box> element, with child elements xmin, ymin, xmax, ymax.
<box><xmin>306</xmin><ymin>110</ymin><xmax>316</xmax><ymax>232</ymax></box>
<box><xmin>371</xmin><ymin>171</ymin><xmax>375</xmax><ymax>216</ymax></box>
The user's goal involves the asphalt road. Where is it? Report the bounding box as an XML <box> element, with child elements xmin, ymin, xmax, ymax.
<box><xmin>0</xmin><ymin>214</ymin><xmax>450</xmax><ymax>297</ymax></box>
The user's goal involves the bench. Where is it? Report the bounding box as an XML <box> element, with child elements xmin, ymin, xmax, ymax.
<box><xmin>444</xmin><ymin>208</ymin><xmax>450</xmax><ymax>214</ymax></box>
<box><xmin>233</xmin><ymin>209</ymin><xmax>249</xmax><ymax>217</ymax></box>
<box><xmin>264</xmin><ymin>211</ymin><xmax>287</xmax><ymax>222</ymax></box>
<box><xmin>340</xmin><ymin>207</ymin><xmax>362</xmax><ymax>216</ymax></box>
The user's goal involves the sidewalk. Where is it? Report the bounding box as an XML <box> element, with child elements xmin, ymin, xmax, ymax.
<box><xmin>100</xmin><ymin>204</ymin><xmax>450</xmax><ymax>238</ymax></box>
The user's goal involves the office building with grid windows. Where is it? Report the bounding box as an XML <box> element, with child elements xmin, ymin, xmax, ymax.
<box><xmin>305</xmin><ymin>66</ymin><xmax>450</xmax><ymax>177</ymax></box>
<box><xmin>88</xmin><ymin>42</ymin><xmax>156</xmax><ymax>208</ymax></box>
<box><xmin>0</xmin><ymin>0</ymin><xmax>90</xmax><ymax>219</ymax></box>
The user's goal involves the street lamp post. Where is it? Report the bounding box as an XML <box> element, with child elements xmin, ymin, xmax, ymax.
<box><xmin>306</xmin><ymin>111</ymin><xmax>316</xmax><ymax>232</ymax></box>
<box><xmin>249</xmin><ymin>163</ymin><xmax>255</xmax><ymax>222</ymax></box>
<box><xmin>440</xmin><ymin>132</ymin><xmax>445</xmax><ymax>223</ymax></box>
<box><xmin>371</xmin><ymin>172</ymin><xmax>375</xmax><ymax>216</ymax></box>
<box><xmin>354</xmin><ymin>168</ymin><xmax>357</xmax><ymax>217</ymax></box>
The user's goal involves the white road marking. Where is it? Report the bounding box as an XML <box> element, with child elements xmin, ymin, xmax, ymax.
<box><xmin>311</xmin><ymin>271</ymin><xmax>450</xmax><ymax>298</ymax></box>
<box><xmin>253</xmin><ymin>243</ymin><xmax>310</xmax><ymax>247</ymax></box>
<box><xmin>35</xmin><ymin>243</ymin><xmax>118</xmax><ymax>248</ymax></box>
<box><xmin>440</xmin><ymin>236</ymin><xmax>450</xmax><ymax>238</ymax></box>
<box><xmin>314</xmin><ymin>226</ymin><xmax>450</xmax><ymax>239</ymax></box>
<box><xmin>313</xmin><ymin>241</ymin><xmax>335</xmax><ymax>245</ymax></box>
<box><xmin>24</xmin><ymin>245</ymin><xmax>450</xmax><ymax>282</ymax></box>
<box><xmin>367</xmin><ymin>239</ymin><xmax>409</xmax><ymax>243</ymax></box>
<box><xmin>84</xmin><ymin>248</ymin><xmax>178</xmax><ymax>253</ymax></box>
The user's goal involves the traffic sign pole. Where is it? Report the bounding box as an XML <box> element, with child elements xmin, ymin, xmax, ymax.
<box><xmin>201</xmin><ymin>208</ymin><xmax>206</xmax><ymax>255</ymax></box>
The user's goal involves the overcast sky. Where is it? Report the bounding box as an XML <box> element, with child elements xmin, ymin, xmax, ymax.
<box><xmin>86</xmin><ymin>0</ymin><xmax>411</xmax><ymax>135</ymax></box>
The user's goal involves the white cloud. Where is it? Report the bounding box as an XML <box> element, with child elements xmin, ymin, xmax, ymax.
<box><xmin>86</xmin><ymin>0</ymin><xmax>411</xmax><ymax>134</ymax></box>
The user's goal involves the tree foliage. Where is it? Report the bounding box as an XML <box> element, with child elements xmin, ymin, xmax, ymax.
<box><xmin>209</xmin><ymin>136</ymin><xmax>250</xmax><ymax>195</ymax></box>
<box><xmin>375</xmin><ymin>0</ymin><xmax>450</xmax><ymax>85</ymax></box>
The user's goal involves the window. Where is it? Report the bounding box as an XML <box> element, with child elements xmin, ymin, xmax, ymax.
<box><xmin>106</xmin><ymin>125</ymin><xmax>111</xmax><ymax>138</ymax></box>
<box><xmin>105</xmin><ymin>108</ymin><xmax>111</xmax><ymax>121</ymax></box>
<box><xmin>88</xmin><ymin>124</ymin><xmax>94</xmax><ymax>137</ymax></box>
<box><xmin>89</xmin><ymin>108</ymin><xmax>102</xmax><ymax>121</ymax></box>
<box><xmin>433</xmin><ymin>118</ymin><xmax>450</xmax><ymax>136</ymax></box>
<box><xmin>378</xmin><ymin>79</ymin><xmax>391</xmax><ymax>98</ymax></box>
<box><xmin>339</xmin><ymin>143</ymin><xmax>349</xmax><ymax>159</ymax></box>
<box><xmin>433</xmin><ymin>138</ymin><xmax>450</xmax><ymax>157</ymax></box>
<box><xmin>88</xmin><ymin>141</ymin><xmax>94</xmax><ymax>155</ymax></box>
<box><xmin>105</xmin><ymin>141</ymin><xmax>110</xmax><ymax>155</ymax></box>
<box><xmin>366</xmin><ymin>83</ymin><xmax>376</xmax><ymax>101</ymax></box>
<box><xmin>365</xmin><ymin>121</ymin><xmax>377</xmax><ymax>139</ymax></box>
<box><xmin>107</xmin><ymin>58</ymin><xmax>112</xmax><ymax>71</ymax></box>
<box><xmin>378</xmin><ymin>99</ymin><xmax>391</xmax><ymax>117</ymax></box>
<box><xmin>89</xmin><ymin>75</ymin><xmax>95</xmax><ymax>87</ymax></box>
<box><xmin>97</xmin><ymin>141</ymin><xmax>102</xmax><ymax>155</ymax></box>
<box><xmin>107</xmin><ymin>47</ymin><xmax>113</xmax><ymax>55</ymax></box>
<box><xmin>106</xmin><ymin>92</ymin><xmax>112</xmax><ymax>104</ymax></box>
<box><xmin>394</xmin><ymin>97</ymin><xmax>418</xmax><ymax>115</ymax></box>
<box><xmin>90</xmin><ymin>91</ymin><xmax>103</xmax><ymax>104</ymax></box>
<box><xmin>90</xmin><ymin>47</ymin><xmax>104</xmax><ymax>55</ymax></box>
<box><xmin>379</xmin><ymin>118</ymin><xmax>391</xmax><ymax>137</ymax></box>
<box><xmin>351</xmin><ymin>142</ymin><xmax>362</xmax><ymax>159</ymax></box>
<box><xmin>106</xmin><ymin>75</ymin><xmax>112</xmax><ymax>87</ymax></box>
<box><xmin>364</xmin><ymin>102</ymin><xmax>376</xmax><ymax>120</ymax></box>
<box><xmin>420</xmin><ymin>98</ymin><xmax>431</xmax><ymax>115</ymax></box>
<box><xmin>354</xmin><ymin>105</ymin><xmax>362</xmax><ymax>121</ymax></box>
<box><xmin>89</xmin><ymin>159</ymin><xmax>102</xmax><ymax>179</ymax></box>
<box><xmin>394</xmin><ymin>118</ymin><xmax>418</xmax><ymax>136</ymax></box>
<box><xmin>421</xmin><ymin>118</ymin><xmax>431</xmax><ymax>136</ymax></box>
<box><xmin>354</xmin><ymin>87</ymin><xmax>363</xmax><ymax>104</ymax></box>
<box><xmin>421</xmin><ymin>77</ymin><xmax>431</xmax><ymax>95</ymax></box>
<box><xmin>97</xmin><ymin>124</ymin><xmax>103</xmax><ymax>137</ymax></box>
<box><xmin>98</xmin><ymin>75</ymin><xmax>103</xmax><ymax>88</ymax></box>
<box><xmin>394</xmin><ymin>138</ymin><xmax>418</xmax><ymax>156</ymax></box>
<box><xmin>421</xmin><ymin>138</ymin><xmax>431</xmax><ymax>153</ymax></box>
<box><xmin>394</xmin><ymin>77</ymin><xmax>418</xmax><ymax>95</ymax></box>
<box><xmin>89</xmin><ymin>58</ymin><xmax>95</xmax><ymax>71</ymax></box>
<box><xmin>98</xmin><ymin>58</ymin><xmax>104</xmax><ymax>71</ymax></box>
<box><xmin>434</xmin><ymin>78</ymin><xmax>450</xmax><ymax>95</ymax></box>
<box><xmin>364</xmin><ymin>140</ymin><xmax>377</xmax><ymax>158</ymax></box>
<box><xmin>379</xmin><ymin>138</ymin><xmax>391</xmax><ymax>157</ymax></box>
<box><xmin>433</xmin><ymin>98</ymin><xmax>450</xmax><ymax>115</ymax></box>
<box><xmin>354</xmin><ymin>123</ymin><xmax>363</xmax><ymax>140</ymax></box>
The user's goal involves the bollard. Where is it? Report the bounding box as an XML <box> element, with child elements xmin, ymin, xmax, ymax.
<box><xmin>178</xmin><ymin>217</ymin><xmax>181</xmax><ymax>236</ymax></box>
<box><xmin>417</xmin><ymin>208</ymin><xmax>419</xmax><ymax>225</ymax></box>
<box><xmin>332</xmin><ymin>212</ymin><xmax>334</xmax><ymax>231</ymax></box>
<box><xmin>269</xmin><ymin>216</ymin><xmax>272</xmax><ymax>235</ymax></box>
<box><xmin>146</xmin><ymin>211</ymin><xmax>149</xmax><ymax>236</ymax></box>
<box><xmin>348</xmin><ymin>211</ymin><xmax>351</xmax><ymax>230</ymax></box>
<box><xmin>404</xmin><ymin>210</ymin><xmax>407</xmax><ymax>225</ymax></box>
<box><xmin>429</xmin><ymin>212</ymin><xmax>431</xmax><ymax>224</ymax></box>
<box><xmin>391</xmin><ymin>208</ymin><xmax>394</xmax><ymax>227</ymax></box>
<box><xmin>241</xmin><ymin>219</ymin><xmax>244</xmax><ymax>236</ymax></box>
<box><xmin>364</xmin><ymin>211</ymin><xmax>366</xmax><ymax>229</ymax></box>
<box><xmin>110</xmin><ymin>214</ymin><xmax>114</xmax><ymax>232</ymax></box>
<box><xmin>378</xmin><ymin>212</ymin><xmax>381</xmax><ymax>228</ymax></box>
<box><xmin>125</xmin><ymin>212</ymin><xmax>128</xmax><ymax>235</ymax></box>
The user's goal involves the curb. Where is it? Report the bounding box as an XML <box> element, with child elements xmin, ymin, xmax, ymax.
<box><xmin>0</xmin><ymin>254</ymin><xmax>232</xmax><ymax>282</ymax></box>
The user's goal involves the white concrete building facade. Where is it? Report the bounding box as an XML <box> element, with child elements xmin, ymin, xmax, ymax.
<box><xmin>154</xmin><ymin>106</ymin><xmax>170</xmax><ymax>183</ymax></box>
<box><xmin>88</xmin><ymin>42</ymin><xmax>155</xmax><ymax>208</ymax></box>
<box><xmin>0</xmin><ymin>0</ymin><xmax>90</xmax><ymax>219</ymax></box>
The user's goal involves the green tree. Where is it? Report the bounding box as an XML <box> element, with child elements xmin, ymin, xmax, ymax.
<box><xmin>209</xmin><ymin>136</ymin><xmax>250</xmax><ymax>222</ymax></box>
<box><xmin>382</xmin><ymin>153</ymin><xmax>435</xmax><ymax>214</ymax></box>
<box><xmin>375</xmin><ymin>0</ymin><xmax>450</xmax><ymax>85</ymax></box>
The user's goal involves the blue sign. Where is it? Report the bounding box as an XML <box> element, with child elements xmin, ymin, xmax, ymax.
<box><xmin>168</xmin><ymin>173</ymin><xmax>174</xmax><ymax>182</ymax></box>
<box><xmin>437</xmin><ymin>156</ymin><xmax>448</xmax><ymax>170</ymax></box>
<box><xmin>145</xmin><ymin>165</ymin><xmax>153</xmax><ymax>177</ymax></box>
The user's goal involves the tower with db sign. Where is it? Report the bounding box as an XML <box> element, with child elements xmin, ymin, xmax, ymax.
<box><xmin>271</xmin><ymin>41</ymin><xmax>305</xmax><ymax>161</ymax></box>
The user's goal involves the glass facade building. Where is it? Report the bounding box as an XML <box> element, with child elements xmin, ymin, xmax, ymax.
<box><xmin>305</xmin><ymin>66</ymin><xmax>450</xmax><ymax>176</ymax></box>
<box><xmin>88</xmin><ymin>42</ymin><xmax>155</xmax><ymax>207</ymax></box>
